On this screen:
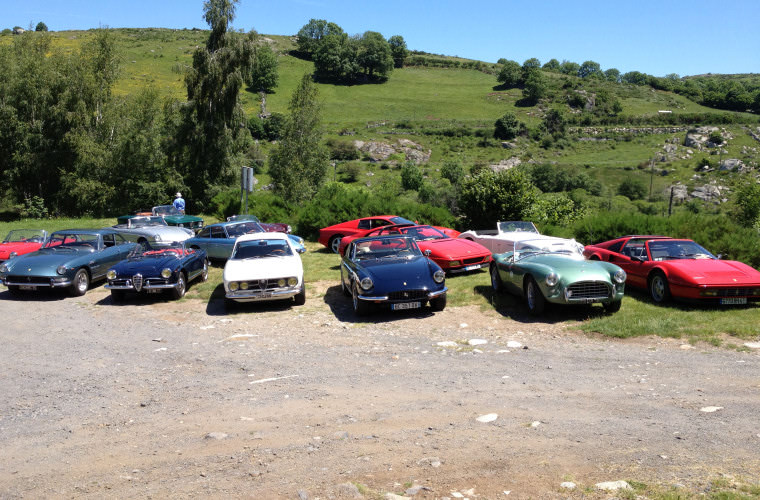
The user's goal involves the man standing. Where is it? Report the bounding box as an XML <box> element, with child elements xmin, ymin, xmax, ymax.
<box><xmin>173</xmin><ymin>192</ymin><xmax>186</xmax><ymax>214</ymax></box>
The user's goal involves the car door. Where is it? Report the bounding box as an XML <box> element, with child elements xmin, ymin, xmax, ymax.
<box><xmin>609</xmin><ymin>239</ymin><xmax>651</xmax><ymax>289</ymax></box>
<box><xmin>91</xmin><ymin>233</ymin><xmax>132</xmax><ymax>279</ymax></box>
<box><xmin>208</xmin><ymin>226</ymin><xmax>228</xmax><ymax>259</ymax></box>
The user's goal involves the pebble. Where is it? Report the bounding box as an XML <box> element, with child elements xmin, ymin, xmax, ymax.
<box><xmin>204</xmin><ymin>432</ymin><xmax>228</xmax><ymax>440</ymax></box>
<box><xmin>595</xmin><ymin>480</ymin><xmax>631</xmax><ymax>491</ymax></box>
<box><xmin>468</xmin><ymin>339</ymin><xmax>487</xmax><ymax>346</ymax></box>
<box><xmin>744</xmin><ymin>342</ymin><xmax>760</xmax><ymax>349</ymax></box>
<box><xmin>700</xmin><ymin>406</ymin><xmax>723</xmax><ymax>413</ymax></box>
<box><xmin>560</xmin><ymin>482</ymin><xmax>576</xmax><ymax>489</ymax></box>
<box><xmin>530</xmin><ymin>421</ymin><xmax>541</xmax><ymax>428</ymax></box>
<box><xmin>506</xmin><ymin>341</ymin><xmax>522</xmax><ymax>348</ymax></box>
<box><xmin>437</xmin><ymin>341</ymin><xmax>458</xmax><ymax>348</ymax></box>
<box><xmin>476</xmin><ymin>413</ymin><xmax>498</xmax><ymax>423</ymax></box>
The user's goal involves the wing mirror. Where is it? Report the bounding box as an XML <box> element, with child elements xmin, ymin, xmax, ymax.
<box><xmin>424</xmin><ymin>249</ymin><xmax>432</xmax><ymax>257</ymax></box>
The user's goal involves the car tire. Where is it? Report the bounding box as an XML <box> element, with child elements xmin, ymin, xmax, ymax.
<box><xmin>329</xmin><ymin>235</ymin><xmax>343</xmax><ymax>254</ymax></box>
<box><xmin>525</xmin><ymin>276</ymin><xmax>546</xmax><ymax>315</ymax></box>
<box><xmin>430</xmin><ymin>294</ymin><xmax>447</xmax><ymax>312</ymax></box>
<box><xmin>171</xmin><ymin>272</ymin><xmax>186</xmax><ymax>300</ymax></box>
<box><xmin>490</xmin><ymin>263</ymin><xmax>503</xmax><ymax>292</ymax></box>
<box><xmin>70</xmin><ymin>268</ymin><xmax>90</xmax><ymax>296</ymax></box>
<box><xmin>110</xmin><ymin>290</ymin><xmax>125</xmax><ymax>303</ymax></box>
<box><xmin>294</xmin><ymin>287</ymin><xmax>306</xmax><ymax>306</ymax></box>
<box><xmin>649</xmin><ymin>271</ymin><xmax>671</xmax><ymax>304</ymax></box>
<box><xmin>603</xmin><ymin>300</ymin><xmax>622</xmax><ymax>313</ymax></box>
<box><xmin>200</xmin><ymin>259</ymin><xmax>209</xmax><ymax>282</ymax></box>
<box><xmin>352</xmin><ymin>283</ymin><xmax>370</xmax><ymax>316</ymax></box>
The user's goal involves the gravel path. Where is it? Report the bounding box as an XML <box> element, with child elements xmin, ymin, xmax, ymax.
<box><xmin>1</xmin><ymin>283</ymin><xmax>759</xmax><ymax>499</ymax></box>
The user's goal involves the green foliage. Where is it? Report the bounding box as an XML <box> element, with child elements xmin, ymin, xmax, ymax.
<box><xmin>295</xmin><ymin>19</ymin><xmax>344</xmax><ymax>57</ymax></box>
<box><xmin>440</xmin><ymin>159</ymin><xmax>466</xmax><ymax>185</ymax></box>
<box><xmin>708</xmin><ymin>130</ymin><xmax>724</xmax><ymax>144</ymax></box>
<box><xmin>341</xmin><ymin>162</ymin><xmax>362</xmax><ymax>182</ymax></box>
<box><xmin>210</xmin><ymin>189</ymin><xmax>241</xmax><ymax>220</ymax></box>
<box><xmin>358</xmin><ymin>31</ymin><xmax>394</xmax><ymax>81</ymax></box>
<box><xmin>542</xmin><ymin>107</ymin><xmax>567</xmax><ymax>138</ymax></box>
<box><xmin>617</xmin><ymin>177</ymin><xmax>648</xmax><ymax>200</ymax></box>
<box><xmin>248</xmin><ymin>40</ymin><xmax>278</xmax><ymax>93</ymax></box>
<box><xmin>578</xmin><ymin>60</ymin><xmax>602</xmax><ymax>79</ymax></box>
<box><xmin>327</xmin><ymin>138</ymin><xmax>359</xmax><ymax>161</ymax></box>
<box><xmin>496</xmin><ymin>59</ymin><xmax>521</xmax><ymax>88</ymax></box>
<box><xmin>542</xmin><ymin>58</ymin><xmax>560</xmax><ymax>72</ymax></box>
<box><xmin>458</xmin><ymin>168</ymin><xmax>539</xmax><ymax>228</ymax></box>
<box><xmin>268</xmin><ymin>74</ymin><xmax>329</xmax><ymax>203</ymax></box>
<box><xmin>494</xmin><ymin>112</ymin><xmax>522</xmax><ymax>140</ymax></box>
<box><xmin>20</xmin><ymin>196</ymin><xmax>49</xmax><ymax>219</ymax></box>
<box><xmin>733</xmin><ymin>179</ymin><xmax>760</xmax><ymax>228</ymax></box>
<box><xmin>522</xmin><ymin>69</ymin><xmax>547</xmax><ymax>104</ymax></box>
<box><xmin>35</xmin><ymin>22</ymin><xmax>48</xmax><ymax>32</ymax></box>
<box><xmin>388</xmin><ymin>35</ymin><xmax>408</xmax><ymax>68</ymax></box>
<box><xmin>532</xmin><ymin>192</ymin><xmax>586</xmax><ymax>225</ymax></box>
<box><xmin>400</xmin><ymin>162</ymin><xmax>424</xmax><ymax>191</ymax></box>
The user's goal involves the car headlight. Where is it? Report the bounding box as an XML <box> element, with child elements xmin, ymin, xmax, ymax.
<box><xmin>229</xmin><ymin>281</ymin><xmax>239</xmax><ymax>291</ymax></box>
<box><xmin>152</xmin><ymin>235</ymin><xmax>161</xmax><ymax>242</ymax></box>
<box><xmin>545</xmin><ymin>272</ymin><xmax>559</xmax><ymax>287</ymax></box>
<box><xmin>106</xmin><ymin>270</ymin><xmax>117</xmax><ymax>280</ymax></box>
<box><xmin>56</xmin><ymin>265</ymin><xmax>67</xmax><ymax>275</ymax></box>
<box><xmin>433</xmin><ymin>270</ymin><xmax>445</xmax><ymax>283</ymax></box>
<box><xmin>360</xmin><ymin>277</ymin><xmax>373</xmax><ymax>290</ymax></box>
<box><xmin>277</xmin><ymin>278</ymin><xmax>286</xmax><ymax>287</ymax></box>
<box><xmin>240</xmin><ymin>282</ymin><xmax>249</xmax><ymax>290</ymax></box>
<box><xmin>161</xmin><ymin>268</ymin><xmax>172</xmax><ymax>279</ymax></box>
<box><xmin>613</xmin><ymin>269</ymin><xmax>627</xmax><ymax>283</ymax></box>
<box><xmin>287</xmin><ymin>277</ymin><xmax>298</xmax><ymax>286</ymax></box>
<box><xmin>0</xmin><ymin>263</ymin><xmax>8</xmax><ymax>273</ymax></box>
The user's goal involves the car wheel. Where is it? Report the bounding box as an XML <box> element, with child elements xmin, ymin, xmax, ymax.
<box><xmin>294</xmin><ymin>287</ymin><xmax>306</xmax><ymax>306</ymax></box>
<box><xmin>603</xmin><ymin>300</ymin><xmax>622</xmax><ymax>313</ymax></box>
<box><xmin>649</xmin><ymin>271</ymin><xmax>671</xmax><ymax>304</ymax></box>
<box><xmin>171</xmin><ymin>272</ymin><xmax>186</xmax><ymax>300</ymax></box>
<box><xmin>329</xmin><ymin>235</ymin><xmax>343</xmax><ymax>254</ymax></box>
<box><xmin>70</xmin><ymin>268</ymin><xmax>90</xmax><ymax>296</ymax></box>
<box><xmin>352</xmin><ymin>283</ymin><xmax>370</xmax><ymax>316</ymax></box>
<box><xmin>111</xmin><ymin>290</ymin><xmax>125</xmax><ymax>303</ymax></box>
<box><xmin>201</xmin><ymin>259</ymin><xmax>209</xmax><ymax>282</ymax></box>
<box><xmin>525</xmin><ymin>276</ymin><xmax>546</xmax><ymax>315</ymax></box>
<box><xmin>490</xmin><ymin>264</ymin><xmax>503</xmax><ymax>292</ymax></box>
<box><xmin>589</xmin><ymin>255</ymin><xmax>600</xmax><ymax>261</ymax></box>
<box><xmin>430</xmin><ymin>294</ymin><xmax>447</xmax><ymax>312</ymax></box>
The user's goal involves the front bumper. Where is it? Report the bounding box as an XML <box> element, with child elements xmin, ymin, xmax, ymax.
<box><xmin>106</xmin><ymin>276</ymin><xmax>177</xmax><ymax>292</ymax></box>
<box><xmin>226</xmin><ymin>286</ymin><xmax>302</xmax><ymax>302</ymax></box>
<box><xmin>357</xmin><ymin>286</ymin><xmax>448</xmax><ymax>303</ymax></box>
<box><xmin>1</xmin><ymin>276</ymin><xmax>73</xmax><ymax>288</ymax></box>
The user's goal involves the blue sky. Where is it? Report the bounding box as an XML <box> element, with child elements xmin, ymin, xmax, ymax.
<box><xmin>7</xmin><ymin>0</ymin><xmax>759</xmax><ymax>77</ymax></box>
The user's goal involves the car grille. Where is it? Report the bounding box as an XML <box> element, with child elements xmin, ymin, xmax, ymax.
<box><xmin>462</xmin><ymin>257</ymin><xmax>486</xmax><ymax>265</ymax></box>
<box><xmin>712</xmin><ymin>287</ymin><xmax>760</xmax><ymax>297</ymax></box>
<box><xmin>5</xmin><ymin>275</ymin><xmax>50</xmax><ymax>285</ymax></box>
<box><xmin>388</xmin><ymin>289</ymin><xmax>429</xmax><ymax>301</ymax></box>
<box><xmin>133</xmin><ymin>274</ymin><xmax>144</xmax><ymax>292</ymax></box>
<box><xmin>566</xmin><ymin>281</ymin><xmax>611</xmax><ymax>299</ymax></box>
<box><xmin>240</xmin><ymin>278</ymin><xmax>288</xmax><ymax>292</ymax></box>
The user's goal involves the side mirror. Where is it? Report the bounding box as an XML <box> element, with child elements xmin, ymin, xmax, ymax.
<box><xmin>424</xmin><ymin>249</ymin><xmax>432</xmax><ymax>257</ymax></box>
<box><xmin>716</xmin><ymin>253</ymin><xmax>722</xmax><ymax>260</ymax></box>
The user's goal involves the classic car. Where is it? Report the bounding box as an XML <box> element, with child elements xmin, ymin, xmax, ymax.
<box><xmin>339</xmin><ymin>224</ymin><xmax>489</xmax><ymax>273</ymax></box>
<box><xmin>583</xmin><ymin>236</ymin><xmax>760</xmax><ymax>304</ymax></box>
<box><xmin>105</xmin><ymin>240</ymin><xmax>208</xmax><ymax>301</ymax></box>
<box><xmin>319</xmin><ymin>215</ymin><xmax>459</xmax><ymax>253</ymax></box>
<box><xmin>340</xmin><ymin>235</ymin><xmax>447</xmax><ymax>316</ymax></box>
<box><xmin>0</xmin><ymin>229</ymin><xmax>138</xmax><ymax>296</ymax></box>
<box><xmin>113</xmin><ymin>216</ymin><xmax>195</xmax><ymax>244</ymax></box>
<box><xmin>226</xmin><ymin>214</ymin><xmax>291</xmax><ymax>234</ymax></box>
<box><xmin>223</xmin><ymin>232</ymin><xmax>305</xmax><ymax>307</ymax></box>
<box><xmin>0</xmin><ymin>229</ymin><xmax>47</xmax><ymax>264</ymax></box>
<box><xmin>459</xmin><ymin>221</ymin><xmax>585</xmax><ymax>256</ymax></box>
<box><xmin>186</xmin><ymin>221</ymin><xmax>305</xmax><ymax>261</ymax></box>
<box><xmin>151</xmin><ymin>205</ymin><xmax>204</xmax><ymax>230</ymax></box>
<box><xmin>490</xmin><ymin>238</ymin><xmax>626</xmax><ymax>315</ymax></box>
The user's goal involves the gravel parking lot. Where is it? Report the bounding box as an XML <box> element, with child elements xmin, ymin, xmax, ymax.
<box><xmin>1</xmin><ymin>283</ymin><xmax>759</xmax><ymax>498</ymax></box>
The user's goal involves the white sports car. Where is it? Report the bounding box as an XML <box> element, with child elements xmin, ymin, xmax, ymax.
<box><xmin>458</xmin><ymin>221</ymin><xmax>584</xmax><ymax>256</ymax></box>
<box><xmin>223</xmin><ymin>232</ymin><xmax>305</xmax><ymax>308</ymax></box>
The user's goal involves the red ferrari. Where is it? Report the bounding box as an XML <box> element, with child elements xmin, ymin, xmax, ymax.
<box><xmin>319</xmin><ymin>215</ymin><xmax>458</xmax><ymax>253</ymax></box>
<box><xmin>339</xmin><ymin>224</ymin><xmax>489</xmax><ymax>273</ymax></box>
<box><xmin>0</xmin><ymin>229</ymin><xmax>47</xmax><ymax>264</ymax></box>
<box><xmin>583</xmin><ymin>235</ymin><xmax>760</xmax><ymax>304</ymax></box>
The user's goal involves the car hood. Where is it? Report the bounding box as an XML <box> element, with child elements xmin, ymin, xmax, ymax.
<box><xmin>224</xmin><ymin>255</ymin><xmax>303</xmax><ymax>281</ymax></box>
<box><xmin>663</xmin><ymin>259</ymin><xmax>760</xmax><ymax>286</ymax></box>
<box><xmin>111</xmin><ymin>256</ymin><xmax>180</xmax><ymax>275</ymax></box>
<box><xmin>419</xmin><ymin>238</ymin><xmax>489</xmax><ymax>259</ymax></box>
<box><xmin>360</xmin><ymin>256</ymin><xmax>439</xmax><ymax>289</ymax></box>
<box><xmin>520</xmin><ymin>253</ymin><xmax>616</xmax><ymax>282</ymax></box>
<box><xmin>116</xmin><ymin>226</ymin><xmax>193</xmax><ymax>240</ymax></box>
<box><xmin>3</xmin><ymin>247</ymin><xmax>93</xmax><ymax>273</ymax></box>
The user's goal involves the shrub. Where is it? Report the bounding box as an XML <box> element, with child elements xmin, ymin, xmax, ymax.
<box><xmin>401</xmin><ymin>162</ymin><xmax>424</xmax><ymax>191</ymax></box>
<box><xmin>440</xmin><ymin>160</ymin><xmax>465</xmax><ymax>185</ymax></box>
<box><xmin>494</xmin><ymin>112</ymin><xmax>522</xmax><ymax>140</ymax></box>
<box><xmin>327</xmin><ymin>138</ymin><xmax>359</xmax><ymax>161</ymax></box>
<box><xmin>20</xmin><ymin>196</ymin><xmax>49</xmax><ymax>219</ymax></box>
<box><xmin>617</xmin><ymin>177</ymin><xmax>648</xmax><ymax>200</ymax></box>
<box><xmin>341</xmin><ymin>162</ymin><xmax>362</xmax><ymax>182</ymax></box>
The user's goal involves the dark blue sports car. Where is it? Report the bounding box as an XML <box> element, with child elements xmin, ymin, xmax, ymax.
<box><xmin>104</xmin><ymin>240</ymin><xmax>208</xmax><ymax>301</ymax></box>
<box><xmin>340</xmin><ymin>235</ymin><xmax>447</xmax><ymax>316</ymax></box>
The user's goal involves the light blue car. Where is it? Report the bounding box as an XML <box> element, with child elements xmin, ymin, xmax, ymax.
<box><xmin>186</xmin><ymin>221</ymin><xmax>305</xmax><ymax>261</ymax></box>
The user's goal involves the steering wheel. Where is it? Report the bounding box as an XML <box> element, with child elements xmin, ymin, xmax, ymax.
<box><xmin>271</xmin><ymin>248</ymin><xmax>286</xmax><ymax>256</ymax></box>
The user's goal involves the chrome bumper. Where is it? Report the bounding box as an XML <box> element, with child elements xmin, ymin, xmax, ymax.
<box><xmin>357</xmin><ymin>287</ymin><xmax>448</xmax><ymax>302</ymax></box>
<box><xmin>226</xmin><ymin>287</ymin><xmax>301</xmax><ymax>302</ymax></box>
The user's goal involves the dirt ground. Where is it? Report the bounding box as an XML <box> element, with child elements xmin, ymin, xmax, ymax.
<box><xmin>1</xmin><ymin>281</ymin><xmax>759</xmax><ymax>499</ymax></box>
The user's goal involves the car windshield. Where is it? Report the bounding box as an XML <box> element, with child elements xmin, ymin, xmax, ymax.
<box><xmin>647</xmin><ymin>240</ymin><xmax>715</xmax><ymax>261</ymax></box>
<box><xmin>389</xmin><ymin>216</ymin><xmax>415</xmax><ymax>225</ymax></box>
<box><xmin>45</xmin><ymin>232</ymin><xmax>99</xmax><ymax>249</ymax></box>
<box><xmin>227</xmin><ymin>214</ymin><xmax>261</xmax><ymax>223</ymax></box>
<box><xmin>513</xmin><ymin>238</ymin><xmax>584</xmax><ymax>261</ymax></box>
<box><xmin>153</xmin><ymin>205</ymin><xmax>181</xmax><ymax>216</ymax></box>
<box><xmin>232</xmin><ymin>239</ymin><xmax>292</xmax><ymax>259</ymax></box>
<box><xmin>354</xmin><ymin>236</ymin><xmax>421</xmax><ymax>260</ymax></box>
<box><xmin>4</xmin><ymin>229</ymin><xmax>45</xmax><ymax>243</ymax></box>
<box><xmin>400</xmin><ymin>225</ymin><xmax>446</xmax><ymax>241</ymax></box>
<box><xmin>130</xmin><ymin>241</ymin><xmax>187</xmax><ymax>258</ymax></box>
<box><xmin>225</xmin><ymin>221</ymin><xmax>265</xmax><ymax>237</ymax></box>
<box><xmin>128</xmin><ymin>216</ymin><xmax>167</xmax><ymax>228</ymax></box>
<box><xmin>499</xmin><ymin>221</ymin><xmax>538</xmax><ymax>233</ymax></box>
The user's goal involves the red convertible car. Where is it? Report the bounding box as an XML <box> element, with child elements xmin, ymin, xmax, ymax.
<box><xmin>339</xmin><ymin>224</ymin><xmax>489</xmax><ymax>273</ymax></box>
<box><xmin>0</xmin><ymin>229</ymin><xmax>47</xmax><ymax>264</ymax></box>
<box><xmin>583</xmin><ymin>235</ymin><xmax>760</xmax><ymax>304</ymax></box>
<box><xmin>319</xmin><ymin>215</ymin><xmax>459</xmax><ymax>253</ymax></box>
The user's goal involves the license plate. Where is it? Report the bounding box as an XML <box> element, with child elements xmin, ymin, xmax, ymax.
<box><xmin>19</xmin><ymin>285</ymin><xmax>37</xmax><ymax>291</ymax></box>
<box><xmin>392</xmin><ymin>301</ymin><xmax>421</xmax><ymax>311</ymax></box>
<box><xmin>720</xmin><ymin>297</ymin><xmax>747</xmax><ymax>305</ymax></box>
<box><xmin>255</xmin><ymin>292</ymin><xmax>272</xmax><ymax>298</ymax></box>
<box><xmin>147</xmin><ymin>289</ymin><xmax>161</xmax><ymax>294</ymax></box>
<box><xmin>464</xmin><ymin>264</ymin><xmax>483</xmax><ymax>271</ymax></box>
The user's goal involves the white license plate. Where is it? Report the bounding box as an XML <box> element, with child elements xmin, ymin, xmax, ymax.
<box><xmin>147</xmin><ymin>289</ymin><xmax>162</xmax><ymax>294</ymax></box>
<box><xmin>392</xmin><ymin>301</ymin><xmax>421</xmax><ymax>311</ymax></box>
<box><xmin>464</xmin><ymin>264</ymin><xmax>483</xmax><ymax>271</ymax></box>
<box><xmin>19</xmin><ymin>285</ymin><xmax>37</xmax><ymax>291</ymax></box>
<box><xmin>720</xmin><ymin>297</ymin><xmax>747</xmax><ymax>305</ymax></box>
<box><xmin>255</xmin><ymin>292</ymin><xmax>272</xmax><ymax>298</ymax></box>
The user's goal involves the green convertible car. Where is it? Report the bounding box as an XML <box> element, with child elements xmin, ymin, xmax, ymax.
<box><xmin>489</xmin><ymin>238</ymin><xmax>626</xmax><ymax>315</ymax></box>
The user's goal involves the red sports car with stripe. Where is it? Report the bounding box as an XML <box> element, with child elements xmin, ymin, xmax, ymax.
<box><xmin>583</xmin><ymin>235</ymin><xmax>760</xmax><ymax>304</ymax></box>
<box><xmin>339</xmin><ymin>224</ymin><xmax>490</xmax><ymax>273</ymax></box>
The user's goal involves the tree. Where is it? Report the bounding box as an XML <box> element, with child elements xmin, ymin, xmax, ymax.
<box><xmin>542</xmin><ymin>58</ymin><xmax>560</xmax><ymax>72</ymax></box>
<box><xmin>35</xmin><ymin>22</ymin><xmax>48</xmax><ymax>32</ymax></box>
<box><xmin>604</xmin><ymin>68</ymin><xmax>621</xmax><ymax>83</ymax></box>
<box><xmin>388</xmin><ymin>35</ymin><xmax>407</xmax><ymax>68</ymax></box>
<box><xmin>522</xmin><ymin>69</ymin><xmax>547</xmax><ymax>103</ymax></box>
<box><xmin>296</xmin><ymin>19</ymin><xmax>344</xmax><ymax>57</ymax></box>
<box><xmin>494</xmin><ymin>112</ymin><xmax>522</xmax><ymax>140</ymax></box>
<box><xmin>312</xmin><ymin>32</ymin><xmax>360</xmax><ymax>82</ymax></box>
<box><xmin>440</xmin><ymin>159</ymin><xmax>465</xmax><ymax>185</ymax></box>
<box><xmin>496</xmin><ymin>59</ymin><xmax>521</xmax><ymax>88</ymax></box>
<box><xmin>621</xmin><ymin>71</ymin><xmax>649</xmax><ymax>85</ymax></box>
<box><xmin>401</xmin><ymin>162</ymin><xmax>423</xmax><ymax>191</ymax></box>
<box><xmin>458</xmin><ymin>168</ymin><xmax>539</xmax><ymax>228</ymax></box>
<box><xmin>521</xmin><ymin>57</ymin><xmax>541</xmax><ymax>80</ymax></box>
<box><xmin>560</xmin><ymin>60</ymin><xmax>580</xmax><ymax>75</ymax></box>
<box><xmin>578</xmin><ymin>60</ymin><xmax>601</xmax><ymax>79</ymax></box>
<box><xmin>249</xmin><ymin>39</ymin><xmax>278</xmax><ymax>93</ymax></box>
<box><xmin>542</xmin><ymin>107</ymin><xmax>566</xmax><ymax>138</ymax></box>
<box><xmin>357</xmin><ymin>31</ymin><xmax>393</xmax><ymax>80</ymax></box>
<box><xmin>268</xmin><ymin>74</ymin><xmax>329</xmax><ymax>203</ymax></box>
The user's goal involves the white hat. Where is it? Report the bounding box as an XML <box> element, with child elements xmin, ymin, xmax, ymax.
<box><xmin>176</xmin><ymin>192</ymin><xmax>182</xmax><ymax>197</ymax></box>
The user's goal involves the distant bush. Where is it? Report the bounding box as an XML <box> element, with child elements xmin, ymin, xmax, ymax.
<box><xmin>327</xmin><ymin>138</ymin><xmax>359</xmax><ymax>161</ymax></box>
<box><xmin>617</xmin><ymin>178</ymin><xmax>648</xmax><ymax>200</ymax></box>
<box><xmin>401</xmin><ymin>162</ymin><xmax>424</xmax><ymax>191</ymax></box>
